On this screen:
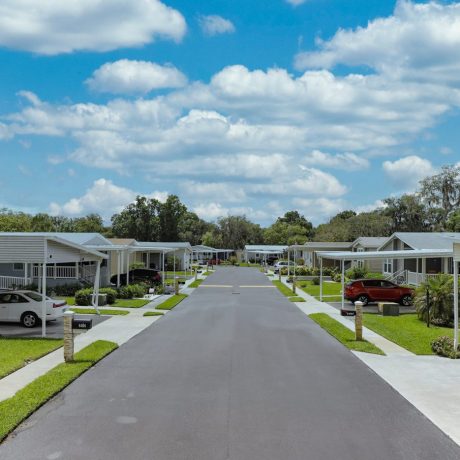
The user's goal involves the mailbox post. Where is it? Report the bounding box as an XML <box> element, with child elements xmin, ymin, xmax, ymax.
<box><xmin>63</xmin><ymin>311</ymin><xmax>75</xmax><ymax>362</ymax></box>
<box><xmin>174</xmin><ymin>276</ymin><xmax>179</xmax><ymax>295</ymax></box>
<box><xmin>355</xmin><ymin>301</ymin><xmax>363</xmax><ymax>341</ymax></box>
<box><xmin>292</xmin><ymin>277</ymin><xmax>297</xmax><ymax>295</ymax></box>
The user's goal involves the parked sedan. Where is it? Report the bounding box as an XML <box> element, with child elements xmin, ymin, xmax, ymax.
<box><xmin>344</xmin><ymin>279</ymin><xmax>414</xmax><ymax>306</ymax></box>
<box><xmin>0</xmin><ymin>290</ymin><xmax>68</xmax><ymax>328</ymax></box>
<box><xmin>273</xmin><ymin>261</ymin><xmax>295</xmax><ymax>273</ymax></box>
<box><xmin>110</xmin><ymin>268</ymin><xmax>162</xmax><ymax>286</ymax></box>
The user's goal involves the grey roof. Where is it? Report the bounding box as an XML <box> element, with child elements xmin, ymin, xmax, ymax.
<box><xmin>293</xmin><ymin>242</ymin><xmax>352</xmax><ymax>250</ymax></box>
<box><xmin>0</xmin><ymin>232</ymin><xmax>112</xmax><ymax>247</ymax></box>
<box><xmin>382</xmin><ymin>232</ymin><xmax>460</xmax><ymax>251</ymax></box>
<box><xmin>245</xmin><ymin>245</ymin><xmax>287</xmax><ymax>252</ymax></box>
<box><xmin>352</xmin><ymin>237</ymin><xmax>390</xmax><ymax>249</ymax></box>
<box><xmin>136</xmin><ymin>241</ymin><xmax>192</xmax><ymax>251</ymax></box>
<box><xmin>318</xmin><ymin>248</ymin><xmax>453</xmax><ymax>261</ymax></box>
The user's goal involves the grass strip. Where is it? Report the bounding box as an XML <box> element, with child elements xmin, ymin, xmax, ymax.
<box><xmin>143</xmin><ymin>311</ymin><xmax>164</xmax><ymax>317</ymax></box>
<box><xmin>189</xmin><ymin>279</ymin><xmax>203</xmax><ymax>288</ymax></box>
<box><xmin>272</xmin><ymin>280</ymin><xmax>295</xmax><ymax>297</ymax></box>
<box><xmin>111</xmin><ymin>299</ymin><xmax>150</xmax><ymax>308</ymax></box>
<box><xmin>202</xmin><ymin>271</ymin><xmax>213</xmax><ymax>276</ymax></box>
<box><xmin>70</xmin><ymin>308</ymin><xmax>129</xmax><ymax>316</ymax></box>
<box><xmin>289</xmin><ymin>296</ymin><xmax>306</xmax><ymax>302</ymax></box>
<box><xmin>157</xmin><ymin>294</ymin><xmax>188</xmax><ymax>310</ymax></box>
<box><xmin>0</xmin><ymin>340</ymin><xmax>117</xmax><ymax>443</ymax></box>
<box><xmin>363</xmin><ymin>313</ymin><xmax>453</xmax><ymax>355</ymax></box>
<box><xmin>309</xmin><ymin>313</ymin><xmax>385</xmax><ymax>355</ymax></box>
<box><xmin>299</xmin><ymin>281</ymin><xmax>342</xmax><ymax>300</ymax></box>
<box><xmin>0</xmin><ymin>338</ymin><xmax>63</xmax><ymax>380</ymax></box>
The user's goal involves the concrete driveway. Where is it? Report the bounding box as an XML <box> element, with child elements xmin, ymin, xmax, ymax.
<box><xmin>0</xmin><ymin>267</ymin><xmax>459</xmax><ymax>459</ymax></box>
<box><xmin>0</xmin><ymin>315</ymin><xmax>107</xmax><ymax>338</ymax></box>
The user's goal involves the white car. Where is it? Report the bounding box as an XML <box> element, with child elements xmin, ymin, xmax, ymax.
<box><xmin>273</xmin><ymin>261</ymin><xmax>295</xmax><ymax>273</ymax></box>
<box><xmin>0</xmin><ymin>290</ymin><xmax>68</xmax><ymax>328</ymax></box>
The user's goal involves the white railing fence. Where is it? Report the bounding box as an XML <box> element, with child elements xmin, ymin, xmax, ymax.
<box><xmin>0</xmin><ymin>276</ymin><xmax>32</xmax><ymax>289</ymax></box>
<box><xmin>386</xmin><ymin>268</ymin><xmax>408</xmax><ymax>285</ymax></box>
<box><xmin>407</xmin><ymin>272</ymin><xmax>443</xmax><ymax>286</ymax></box>
<box><xmin>32</xmin><ymin>265</ymin><xmax>77</xmax><ymax>279</ymax></box>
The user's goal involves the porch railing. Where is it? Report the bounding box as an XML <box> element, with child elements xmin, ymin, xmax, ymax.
<box><xmin>407</xmin><ymin>272</ymin><xmax>441</xmax><ymax>286</ymax></box>
<box><xmin>32</xmin><ymin>265</ymin><xmax>77</xmax><ymax>279</ymax></box>
<box><xmin>0</xmin><ymin>276</ymin><xmax>32</xmax><ymax>289</ymax></box>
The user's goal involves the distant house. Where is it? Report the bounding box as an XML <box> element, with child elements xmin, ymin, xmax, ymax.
<box><xmin>293</xmin><ymin>242</ymin><xmax>352</xmax><ymax>269</ymax></box>
<box><xmin>244</xmin><ymin>245</ymin><xmax>288</xmax><ymax>263</ymax></box>
<box><xmin>133</xmin><ymin>242</ymin><xmax>193</xmax><ymax>271</ymax></box>
<box><xmin>351</xmin><ymin>237</ymin><xmax>390</xmax><ymax>272</ymax></box>
<box><xmin>379</xmin><ymin>232</ymin><xmax>460</xmax><ymax>284</ymax></box>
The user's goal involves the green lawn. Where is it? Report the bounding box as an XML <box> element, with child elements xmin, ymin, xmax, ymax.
<box><xmin>111</xmin><ymin>299</ymin><xmax>150</xmax><ymax>308</ymax></box>
<box><xmin>189</xmin><ymin>279</ymin><xmax>203</xmax><ymax>288</ymax></box>
<box><xmin>70</xmin><ymin>308</ymin><xmax>130</xmax><ymax>316</ymax></box>
<box><xmin>363</xmin><ymin>313</ymin><xmax>453</xmax><ymax>355</ymax></box>
<box><xmin>157</xmin><ymin>294</ymin><xmax>188</xmax><ymax>310</ymax></box>
<box><xmin>272</xmin><ymin>280</ymin><xmax>295</xmax><ymax>297</ymax></box>
<box><xmin>289</xmin><ymin>296</ymin><xmax>306</xmax><ymax>302</ymax></box>
<box><xmin>165</xmin><ymin>278</ymin><xmax>187</xmax><ymax>286</ymax></box>
<box><xmin>309</xmin><ymin>313</ymin><xmax>385</xmax><ymax>355</ymax></box>
<box><xmin>0</xmin><ymin>338</ymin><xmax>63</xmax><ymax>380</ymax></box>
<box><xmin>299</xmin><ymin>281</ymin><xmax>343</xmax><ymax>301</ymax></box>
<box><xmin>165</xmin><ymin>271</ymin><xmax>188</xmax><ymax>276</ymax></box>
<box><xmin>143</xmin><ymin>311</ymin><xmax>164</xmax><ymax>317</ymax></box>
<box><xmin>0</xmin><ymin>340</ymin><xmax>117</xmax><ymax>442</ymax></box>
<box><xmin>202</xmin><ymin>271</ymin><xmax>213</xmax><ymax>276</ymax></box>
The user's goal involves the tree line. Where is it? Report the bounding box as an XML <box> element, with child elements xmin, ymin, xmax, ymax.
<box><xmin>1</xmin><ymin>165</ymin><xmax>459</xmax><ymax>249</ymax></box>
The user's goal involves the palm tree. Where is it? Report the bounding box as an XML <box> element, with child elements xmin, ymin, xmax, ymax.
<box><xmin>414</xmin><ymin>274</ymin><xmax>454</xmax><ymax>326</ymax></box>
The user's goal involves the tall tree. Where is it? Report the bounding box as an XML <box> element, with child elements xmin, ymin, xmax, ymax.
<box><xmin>419</xmin><ymin>165</ymin><xmax>460</xmax><ymax>222</ymax></box>
<box><xmin>159</xmin><ymin>195</ymin><xmax>187</xmax><ymax>241</ymax></box>
<box><xmin>178</xmin><ymin>211</ymin><xmax>213</xmax><ymax>245</ymax></box>
<box><xmin>73</xmin><ymin>214</ymin><xmax>104</xmax><ymax>233</ymax></box>
<box><xmin>111</xmin><ymin>196</ymin><xmax>161</xmax><ymax>241</ymax></box>
<box><xmin>214</xmin><ymin>215</ymin><xmax>263</xmax><ymax>249</ymax></box>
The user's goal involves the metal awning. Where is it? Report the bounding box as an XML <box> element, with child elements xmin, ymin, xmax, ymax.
<box><xmin>317</xmin><ymin>249</ymin><xmax>453</xmax><ymax>261</ymax></box>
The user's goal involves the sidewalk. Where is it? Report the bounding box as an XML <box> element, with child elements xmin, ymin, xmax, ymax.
<box><xmin>278</xmin><ymin>275</ymin><xmax>460</xmax><ymax>446</ymax></box>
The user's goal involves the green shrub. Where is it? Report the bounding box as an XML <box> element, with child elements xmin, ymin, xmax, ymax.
<box><xmin>129</xmin><ymin>262</ymin><xmax>145</xmax><ymax>270</ymax></box>
<box><xmin>346</xmin><ymin>266</ymin><xmax>368</xmax><ymax>280</ymax></box>
<box><xmin>294</xmin><ymin>267</ymin><xmax>308</xmax><ymax>276</ymax></box>
<box><xmin>99</xmin><ymin>288</ymin><xmax>117</xmax><ymax>304</ymax></box>
<box><xmin>296</xmin><ymin>258</ymin><xmax>305</xmax><ymax>265</ymax></box>
<box><xmin>365</xmin><ymin>272</ymin><xmax>385</xmax><ymax>279</ymax></box>
<box><xmin>229</xmin><ymin>255</ymin><xmax>238</xmax><ymax>265</ymax></box>
<box><xmin>431</xmin><ymin>336</ymin><xmax>460</xmax><ymax>359</ymax></box>
<box><xmin>332</xmin><ymin>272</ymin><xmax>343</xmax><ymax>283</ymax></box>
<box><xmin>117</xmin><ymin>283</ymin><xmax>148</xmax><ymax>299</ymax></box>
<box><xmin>75</xmin><ymin>288</ymin><xmax>93</xmax><ymax>306</ymax></box>
<box><xmin>312</xmin><ymin>277</ymin><xmax>320</xmax><ymax>285</ymax></box>
<box><xmin>280</xmin><ymin>267</ymin><xmax>288</xmax><ymax>276</ymax></box>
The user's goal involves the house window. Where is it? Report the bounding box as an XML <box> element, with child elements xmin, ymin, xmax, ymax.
<box><xmin>383</xmin><ymin>259</ymin><xmax>393</xmax><ymax>273</ymax></box>
<box><xmin>13</xmin><ymin>263</ymin><xmax>24</xmax><ymax>271</ymax></box>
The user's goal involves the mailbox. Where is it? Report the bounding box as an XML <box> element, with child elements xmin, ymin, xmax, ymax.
<box><xmin>72</xmin><ymin>318</ymin><xmax>93</xmax><ymax>330</ymax></box>
<box><xmin>340</xmin><ymin>308</ymin><xmax>356</xmax><ymax>317</ymax></box>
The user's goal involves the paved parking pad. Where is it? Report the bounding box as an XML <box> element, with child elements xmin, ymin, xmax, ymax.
<box><xmin>0</xmin><ymin>315</ymin><xmax>108</xmax><ymax>338</ymax></box>
<box><xmin>0</xmin><ymin>267</ymin><xmax>459</xmax><ymax>460</ymax></box>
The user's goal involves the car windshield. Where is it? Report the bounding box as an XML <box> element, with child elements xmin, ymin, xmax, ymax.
<box><xmin>23</xmin><ymin>291</ymin><xmax>44</xmax><ymax>302</ymax></box>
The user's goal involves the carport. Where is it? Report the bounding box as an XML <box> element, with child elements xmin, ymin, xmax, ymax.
<box><xmin>316</xmin><ymin>248</ymin><xmax>453</xmax><ymax>308</ymax></box>
<box><xmin>0</xmin><ymin>234</ymin><xmax>107</xmax><ymax>337</ymax></box>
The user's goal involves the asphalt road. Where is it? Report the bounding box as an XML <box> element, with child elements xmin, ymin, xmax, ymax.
<box><xmin>1</xmin><ymin>267</ymin><xmax>459</xmax><ymax>459</ymax></box>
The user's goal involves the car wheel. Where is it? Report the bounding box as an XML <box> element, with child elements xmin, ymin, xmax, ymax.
<box><xmin>21</xmin><ymin>312</ymin><xmax>39</xmax><ymax>328</ymax></box>
<box><xmin>400</xmin><ymin>295</ymin><xmax>413</xmax><ymax>306</ymax></box>
<box><xmin>355</xmin><ymin>295</ymin><xmax>369</xmax><ymax>306</ymax></box>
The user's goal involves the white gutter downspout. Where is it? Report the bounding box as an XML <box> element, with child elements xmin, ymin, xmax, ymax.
<box><xmin>41</xmin><ymin>239</ymin><xmax>48</xmax><ymax>338</ymax></box>
<box><xmin>92</xmin><ymin>259</ymin><xmax>101</xmax><ymax>315</ymax></box>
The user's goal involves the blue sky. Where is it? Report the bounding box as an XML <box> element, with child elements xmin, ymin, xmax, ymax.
<box><xmin>1</xmin><ymin>0</ymin><xmax>459</xmax><ymax>225</ymax></box>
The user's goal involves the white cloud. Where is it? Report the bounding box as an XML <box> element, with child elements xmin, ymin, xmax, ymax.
<box><xmin>199</xmin><ymin>15</ymin><xmax>235</xmax><ymax>36</ymax></box>
<box><xmin>86</xmin><ymin>60</ymin><xmax>187</xmax><ymax>94</ymax></box>
<box><xmin>293</xmin><ymin>197</ymin><xmax>347</xmax><ymax>224</ymax></box>
<box><xmin>292</xmin><ymin>168</ymin><xmax>347</xmax><ymax>196</ymax></box>
<box><xmin>181</xmin><ymin>181</ymin><xmax>246</xmax><ymax>203</ymax></box>
<box><xmin>193</xmin><ymin>202</ymin><xmax>229</xmax><ymax>220</ymax></box>
<box><xmin>301</xmin><ymin>150</ymin><xmax>369</xmax><ymax>171</ymax></box>
<box><xmin>295</xmin><ymin>1</ymin><xmax>460</xmax><ymax>85</ymax></box>
<box><xmin>0</xmin><ymin>0</ymin><xmax>186</xmax><ymax>54</ymax></box>
<box><xmin>382</xmin><ymin>155</ymin><xmax>435</xmax><ymax>189</ymax></box>
<box><xmin>355</xmin><ymin>199</ymin><xmax>386</xmax><ymax>213</ymax></box>
<box><xmin>49</xmin><ymin>178</ymin><xmax>168</xmax><ymax>219</ymax></box>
